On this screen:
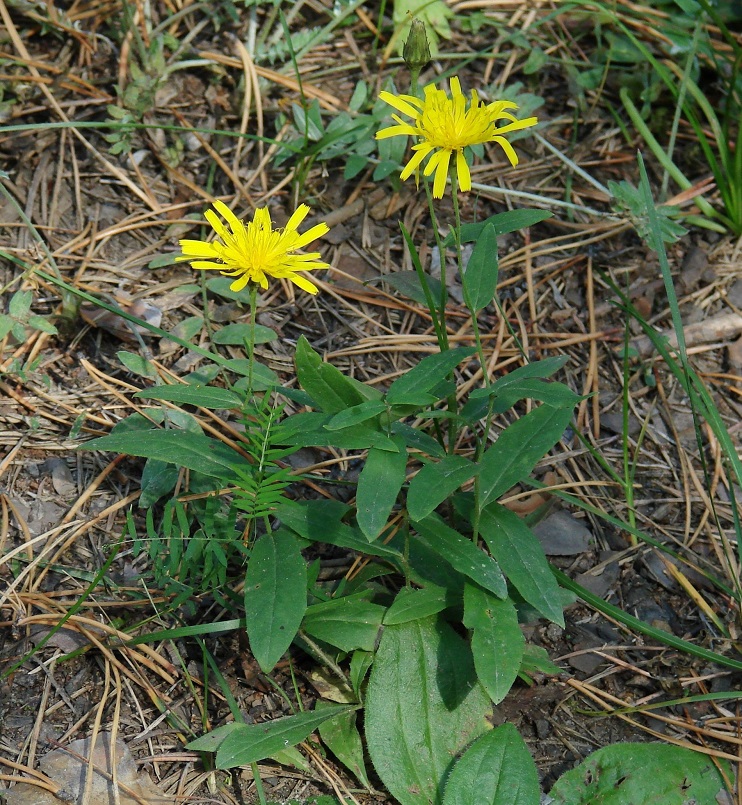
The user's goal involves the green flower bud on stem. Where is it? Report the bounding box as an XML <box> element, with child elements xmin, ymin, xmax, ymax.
<box><xmin>403</xmin><ymin>17</ymin><xmax>430</xmax><ymax>94</ymax></box>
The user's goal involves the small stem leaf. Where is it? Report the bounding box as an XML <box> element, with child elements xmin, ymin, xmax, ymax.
<box><xmin>442</xmin><ymin>724</ymin><xmax>540</xmax><ymax>805</ymax></box>
<box><xmin>213</xmin><ymin>704</ymin><xmax>357</xmax><ymax>768</ymax></box>
<box><xmin>384</xmin><ymin>585</ymin><xmax>450</xmax><ymax>625</ymax></box>
<box><xmin>326</xmin><ymin>400</ymin><xmax>387</xmax><ymax>430</ymax></box>
<box><xmin>407</xmin><ymin>455</ymin><xmax>479</xmax><ymax>521</ymax></box>
<box><xmin>356</xmin><ymin>438</ymin><xmax>408</xmax><ymax>540</ymax></box>
<box><xmin>318</xmin><ymin>706</ymin><xmax>372</xmax><ymax>789</ymax></box>
<box><xmin>462</xmin><ymin>222</ymin><xmax>499</xmax><ymax>312</ymax></box>
<box><xmin>463</xmin><ymin>585</ymin><xmax>525</xmax><ymax>704</ymax></box>
<box><xmin>295</xmin><ymin>335</ymin><xmax>380</xmax><ymax>413</ymax></box>
<box><xmin>442</xmin><ymin>209</ymin><xmax>553</xmax><ymax>246</ymax></box>
<box><xmin>277</xmin><ymin>499</ymin><xmax>403</xmax><ymax>560</ymax></box>
<box><xmin>365</xmin><ymin>617</ymin><xmax>491</xmax><ymax>805</ymax></box>
<box><xmin>117</xmin><ymin>350</ymin><xmax>158</xmax><ymax>378</ymax></box>
<box><xmin>479</xmin><ymin>505</ymin><xmax>565</xmax><ymax>626</ymax></box>
<box><xmin>244</xmin><ymin>530</ymin><xmax>307</xmax><ymax>672</ymax></box>
<box><xmin>382</xmin><ymin>270</ymin><xmax>445</xmax><ymax>308</ymax></box>
<box><xmin>386</xmin><ymin>347</ymin><xmax>476</xmax><ymax>404</ymax></box>
<box><xmin>412</xmin><ymin>516</ymin><xmax>507</xmax><ymax>599</ymax></box>
<box><xmin>303</xmin><ymin>594</ymin><xmax>385</xmax><ymax>652</ymax></box>
<box><xmin>211</xmin><ymin>322</ymin><xmax>277</xmax><ymax>344</ymax></box>
<box><xmin>479</xmin><ymin>404</ymin><xmax>573</xmax><ymax>509</ymax></box>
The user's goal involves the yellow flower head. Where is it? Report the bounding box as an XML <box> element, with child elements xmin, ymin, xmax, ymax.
<box><xmin>176</xmin><ymin>200</ymin><xmax>330</xmax><ymax>295</ymax></box>
<box><xmin>376</xmin><ymin>77</ymin><xmax>538</xmax><ymax>198</ymax></box>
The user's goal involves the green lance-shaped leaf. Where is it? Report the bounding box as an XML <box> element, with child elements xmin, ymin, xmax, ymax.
<box><xmin>443</xmin><ymin>208</ymin><xmax>553</xmax><ymax>246</ymax></box>
<box><xmin>211</xmin><ymin>322</ymin><xmax>277</xmax><ymax>344</ymax></box>
<box><xmin>479</xmin><ymin>504</ymin><xmax>565</xmax><ymax>626</ymax></box>
<box><xmin>82</xmin><ymin>430</ymin><xmax>240</xmax><ymax>479</ymax></box>
<box><xmin>244</xmin><ymin>530</ymin><xmax>307</xmax><ymax>672</ymax></box>
<box><xmin>365</xmin><ymin>617</ymin><xmax>491</xmax><ymax>805</ymax></box>
<box><xmin>295</xmin><ymin>335</ymin><xmax>380</xmax><ymax>413</ymax></box>
<box><xmin>317</xmin><ymin>706</ymin><xmax>372</xmax><ymax>789</ymax></box>
<box><xmin>385</xmin><ymin>347</ymin><xmax>476</xmax><ymax>405</ymax></box>
<box><xmin>407</xmin><ymin>455</ymin><xmax>479</xmax><ymax>521</ymax></box>
<box><xmin>135</xmin><ymin>385</ymin><xmax>244</xmax><ymax>409</ymax></box>
<box><xmin>463</xmin><ymin>584</ymin><xmax>525</xmax><ymax>705</ymax></box>
<box><xmin>442</xmin><ymin>724</ymin><xmax>540</xmax><ymax>805</ymax></box>
<box><xmin>413</xmin><ymin>515</ymin><xmax>506</xmax><ymax>599</ymax></box>
<box><xmin>208</xmin><ymin>704</ymin><xmax>357</xmax><ymax>768</ymax></box>
<box><xmin>462</xmin><ymin>221</ymin><xmax>499</xmax><ymax>312</ymax></box>
<box><xmin>356</xmin><ymin>437</ymin><xmax>408</xmax><ymax>540</ymax></box>
<box><xmin>479</xmin><ymin>404</ymin><xmax>572</xmax><ymax>509</ymax></box>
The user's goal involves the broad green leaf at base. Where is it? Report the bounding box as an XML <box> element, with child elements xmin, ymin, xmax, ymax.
<box><xmin>365</xmin><ymin>616</ymin><xmax>491</xmax><ymax>805</ymax></box>
<box><xmin>442</xmin><ymin>724</ymin><xmax>539</xmax><ymax>805</ymax></box>
<box><xmin>549</xmin><ymin>742</ymin><xmax>732</xmax><ymax>804</ymax></box>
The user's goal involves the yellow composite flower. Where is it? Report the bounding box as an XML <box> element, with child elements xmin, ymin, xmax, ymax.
<box><xmin>176</xmin><ymin>200</ymin><xmax>330</xmax><ymax>295</ymax></box>
<box><xmin>376</xmin><ymin>77</ymin><xmax>538</xmax><ymax>198</ymax></box>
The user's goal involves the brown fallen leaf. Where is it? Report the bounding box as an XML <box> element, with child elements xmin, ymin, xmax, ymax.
<box><xmin>80</xmin><ymin>297</ymin><xmax>162</xmax><ymax>342</ymax></box>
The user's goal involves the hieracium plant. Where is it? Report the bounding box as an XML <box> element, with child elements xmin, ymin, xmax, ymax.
<box><xmin>86</xmin><ymin>18</ymin><xmax>576</xmax><ymax>804</ymax></box>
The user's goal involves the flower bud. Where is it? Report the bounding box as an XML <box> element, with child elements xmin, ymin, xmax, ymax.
<box><xmin>403</xmin><ymin>18</ymin><xmax>431</xmax><ymax>73</ymax></box>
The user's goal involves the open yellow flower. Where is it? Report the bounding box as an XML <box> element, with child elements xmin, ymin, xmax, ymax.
<box><xmin>376</xmin><ymin>77</ymin><xmax>538</xmax><ymax>198</ymax></box>
<box><xmin>176</xmin><ymin>200</ymin><xmax>330</xmax><ymax>295</ymax></box>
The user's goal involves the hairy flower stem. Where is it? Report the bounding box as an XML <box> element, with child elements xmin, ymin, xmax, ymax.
<box><xmin>450</xmin><ymin>172</ymin><xmax>489</xmax><ymax>389</ymax></box>
<box><xmin>450</xmin><ymin>171</ymin><xmax>494</xmax><ymax>541</ymax></box>
<box><xmin>423</xmin><ymin>181</ymin><xmax>450</xmax><ymax>351</ymax></box>
<box><xmin>247</xmin><ymin>283</ymin><xmax>258</xmax><ymax>394</ymax></box>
